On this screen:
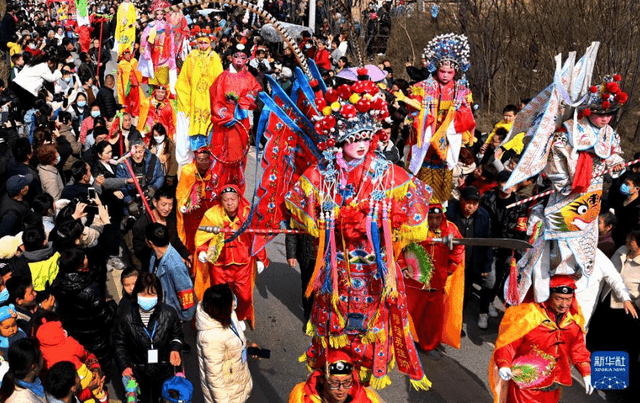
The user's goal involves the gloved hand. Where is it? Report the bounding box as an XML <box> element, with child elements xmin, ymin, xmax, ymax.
<box><xmin>180</xmin><ymin>206</ymin><xmax>187</xmax><ymax>214</ymax></box>
<box><xmin>198</xmin><ymin>252</ymin><xmax>208</xmax><ymax>263</ymax></box>
<box><xmin>256</xmin><ymin>261</ymin><xmax>265</xmax><ymax>274</ymax></box>
<box><xmin>583</xmin><ymin>375</ymin><xmax>594</xmax><ymax>395</ymax></box>
<box><xmin>498</xmin><ymin>367</ymin><xmax>513</xmax><ymax>381</ymax></box>
<box><xmin>128</xmin><ymin>202</ymin><xmax>139</xmax><ymax>216</ymax></box>
<box><xmin>145</xmin><ymin>187</ymin><xmax>156</xmax><ymax>200</ymax></box>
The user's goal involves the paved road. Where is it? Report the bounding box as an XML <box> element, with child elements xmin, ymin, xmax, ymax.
<box><xmin>109</xmin><ymin>148</ymin><xmax>636</xmax><ymax>402</ymax></box>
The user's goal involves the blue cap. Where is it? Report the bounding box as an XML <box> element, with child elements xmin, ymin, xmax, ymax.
<box><xmin>6</xmin><ymin>174</ymin><xmax>33</xmax><ymax>196</ymax></box>
<box><xmin>0</xmin><ymin>304</ymin><xmax>17</xmax><ymax>323</ymax></box>
<box><xmin>161</xmin><ymin>374</ymin><xmax>193</xmax><ymax>403</ymax></box>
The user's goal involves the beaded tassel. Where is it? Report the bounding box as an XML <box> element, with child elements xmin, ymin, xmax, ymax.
<box><xmin>371</xmin><ymin>202</ymin><xmax>387</xmax><ymax>283</ymax></box>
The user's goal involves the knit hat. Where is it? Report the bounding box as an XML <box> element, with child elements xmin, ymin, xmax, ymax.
<box><xmin>0</xmin><ymin>232</ymin><xmax>23</xmax><ymax>259</ymax></box>
<box><xmin>0</xmin><ymin>304</ymin><xmax>17</xmax><ymax>323</ymax></box>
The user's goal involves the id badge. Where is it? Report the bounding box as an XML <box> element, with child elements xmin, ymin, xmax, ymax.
<box><xmin>241</xmin><ymin>347</ymin><xmax>247</xmax><ymax>364</ymax></box>
<box><xmin>148</xmin><ymin>349</ymin><xmax>159</xmax><ymax>364</ymax></box>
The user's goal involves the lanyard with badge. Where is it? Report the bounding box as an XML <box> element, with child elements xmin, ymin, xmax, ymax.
<box><xmin>143</xmin><ymin>322</ymin><xmax>159</xmax><ymax>364</ymax></box>
<box><xmin>229</xmin><ymin>318</ymin><xmax>247</xmax><ymax>364</ymax></box>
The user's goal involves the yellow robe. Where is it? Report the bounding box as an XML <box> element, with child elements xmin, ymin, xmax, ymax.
<box><xmin>117</xmin><ymin>58</ymin><xmax>143</xmax><ymax>105</ymax></box>
<box><xmin>175</xmin><ymin>49</ymin><xmax>223</xmax><ymax>137</ymax></box>
<box><xmin>114</xmin><ymin>2</ymin><xmax>136</xmax><ymax>55</ymax></box>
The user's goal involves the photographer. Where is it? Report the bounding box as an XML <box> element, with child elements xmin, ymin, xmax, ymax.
<box><xmin>115</xmin><ymin>140</ymin><xmax>164</xmax><ymax>217</ymax></box>
<box><xmin>61</xmin><ymin>160</ymin><xmax>103</xmax><ymax>201</ymax></box>
<box><xmin>249</xmin><ymin>49</ymin><xmax>272</xmax><ymax>75</ymax></box>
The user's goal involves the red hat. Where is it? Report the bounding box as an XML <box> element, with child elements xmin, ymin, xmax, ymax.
<box><xmin>428</xmin><ymin>203</ymin><xmax>443</xmax><ymax>214</ymax></box>
<box><xmin>322</xmin><ymin>350</ymin><xmax>354</xmax><ymax>375</ymax></box>
<box><xmin>220</xmin><ymin>184</ymin><xmax>240</xmax><ymax>195</ymax></box>
<box><xmin>549</xmin><ymin>275</ymin><xmax>576</xmax><ymax>294</ymax></box>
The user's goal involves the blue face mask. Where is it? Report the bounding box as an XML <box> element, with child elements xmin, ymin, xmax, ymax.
<box><xmin>0</xmin><ymin>288</ymin><xmax>9</xmax><ymax>304</ymax></box>
<box><xmin>91</xmin><ymin>111</ymin><xmax>100</xmax><ymax>118</ymax></box>
<box><xmin>77</xmin><ymin>101</ymin><xmax>86</xmax><ymax>108</ymax></box>
<box><xmin>620</xmin><ymin>184</ymin><xmax>633</xmax><ymax>196</ymax></box>
<box><xmin>137</xmin><ymin>295</ymin><xmax>158</xmax><ymax>311</ymax></box>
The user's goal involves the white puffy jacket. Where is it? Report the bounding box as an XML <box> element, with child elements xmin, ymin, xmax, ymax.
<box><xmin>196</xmin><ymin>302</ymin><xmax>253</xmax><ymax>403</ymax></box>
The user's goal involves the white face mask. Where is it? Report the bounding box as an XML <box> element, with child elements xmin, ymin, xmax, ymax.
<box><xmin>153</xmin><ymin>135</ymin><xmax>165</xmax><ymax>144</ymax></box>
<box><xmin>55</xmin><ymin>155</ymin><xmax>61</xmax><ymax>165</ymax></box>
<box><xmin>89</xmin><ymin>175</ymin><xmax>95</xmax><ymax>185</ymax></box>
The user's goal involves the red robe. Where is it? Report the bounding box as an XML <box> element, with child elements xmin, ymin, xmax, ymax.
<box><xmin>490</xmin><ymin>302</ymin><xmax>590</xmax><ymax>403</ymax></box>
<box><xmin>288</xmin><ymin>371</ymin><xmax>384</xmax><ymax>403</ymax></box>
<box><xmin>405</xmin><ymin>219</ymin><xmax>464</xmax><ymax>351</ymax></box>
<box><xmin>139</xmin><ymin>95</ymin><xmax>176</xmax><ymax>140</ymax></box>
<box><xmin>194</xmin><ymin>198</ymin><xmax>268</xmax><ymax>327</ymax></box>
<box><xmin>208</xmin><ymin>68</ymin><xmax>261</xmax><ymax>195</ymax></box>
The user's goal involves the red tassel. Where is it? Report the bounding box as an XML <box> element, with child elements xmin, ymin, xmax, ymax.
<box><xmin>571</xmin><ymin>151</ymin><xmax>593</xmax><ymax>194</ymax></box>
<box><xmin>506</xmin><ymin>255</ymin><xmax>519</xmax><ymax>306</ymax></box>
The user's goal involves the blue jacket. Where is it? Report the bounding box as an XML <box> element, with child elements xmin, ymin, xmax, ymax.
<box><xmin>446</xmin><ymin>201</ymin><xmax>494</xmax><ymax>274</ymax></box>
<box><xmin>115</xmin><ymin>150</ymin><xmax>164</xmax><ymax>204</ymax></box>
<box><xmin>150</xmin><ymin>245</ymin><xmax>196</xmax><ymax>321</ymax></box>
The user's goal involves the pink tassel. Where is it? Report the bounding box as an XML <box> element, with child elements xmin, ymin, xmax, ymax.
<box><xmin>366</xmin><ymin>200</ymin><xmax>375</xmax><ymax>252</ymax></box>
<box><xmin>329</xmin><ymin>211</ymin><xmax>338</xmax><ymax>296</ymax></box>
<box><xmin>506</xmin><ymin>254</ymin><xmax>520</xmax><ymax>306</ymax></box>
<box><xmin>382</xmin><ymin>200</ymin><xmax>397</xmax><ymax>296</ymax></box>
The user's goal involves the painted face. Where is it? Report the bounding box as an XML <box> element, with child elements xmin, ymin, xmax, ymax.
<box><xmin>548</xmin><ymin>293</ymin><xmax>573</xmax><ymax>315</ymax></box>
<box><xmin>588</xmin><ymin>113</ymin><xmax>613</xmax><ymax>128</ymax></box>
<box><xmin>437</xmin><ymin>64</ymin><xmax>456</xmax><ymax>85</ymax></box>
<box><xmin>342</xmin><ymin>140</ymin><xmax>370</xmax><ymax>161</ymax></box>
<box><xmin>197</xmin><ymin>39</ymin><xmax>210</xmax><ymax>51</ymax></box>
<box><xmin>548</xmin><ymin>191</ymin><xmax>601</xmax><ymax>232</ymax></box>
<box><xmin>232</xmin><ymin>52</ymin><xmax>248</xmax><ymax>71</ymax></box>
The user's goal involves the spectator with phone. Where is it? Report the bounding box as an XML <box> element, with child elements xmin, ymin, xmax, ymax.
<box><xmin>196</xmin><ymin>284</ymin><xmax>258</xmax><ymax>403</ymax></box>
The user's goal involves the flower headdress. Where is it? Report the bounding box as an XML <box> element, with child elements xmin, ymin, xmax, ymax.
<box><xmin>422</xmin><ymin>33</ymin><xmax>470</xmax><ymax>73</ymax></box>
<box><xmin>581</xmin><ymin>74</ymin><xmax>628</xmax><ymax>116</ymax></box>
<box><xmin>190</xmin><ymin>25</ymin><xmax>214</xmax><ymax>43</ymax></box>
<box><xmin>313</xmin><ymin>68</ymin><xmax>390</xmax><ymax>151</ymax></box>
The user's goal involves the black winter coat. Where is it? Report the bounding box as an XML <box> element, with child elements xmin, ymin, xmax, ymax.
<box><xmin>480</xmin><ymin>190</ymin><xmax>528</xmax><ymax>240</ymax></box>
<box><xmin>111</xmin><ymin>302</ymin><xmax>183</xmax><ymax>379</ymax></box>
<box><xmin>96</xmin><ymin>86</ymin><xmax>118</xmax><ymax>119</ymax></box>
<box><xmin>53</xmin><ymin>270</ymin><xmax>117</xmax><ymax>364</ymax></box>
<box><xmin>446</xmin><ymin>201</ymin><xmax>494</xmax><ymax>274</ymax></box>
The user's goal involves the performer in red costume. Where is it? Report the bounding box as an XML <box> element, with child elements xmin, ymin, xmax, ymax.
<box><xmin>404</xmin><ymin>203</ymin><xmax>464</xmax><ymax>354</ymax></box>
<box><xmin>194</xmin><ymin>185</ymin><xmax>269</xmax><ymax>328</ymax></box>
<box><xmin>208</xmin><ymin>45</ymin><xmax>261</xmax><ymax>195</ymax></box>
<box><xmin>138</xmin><ymin>85</ymin><xmax>176</xmax><ymax>141</ymax></box>
<box><xmin>489</xmin><ymin>275</ymin><xmax>593</xmax><ymax>403</ymax></box>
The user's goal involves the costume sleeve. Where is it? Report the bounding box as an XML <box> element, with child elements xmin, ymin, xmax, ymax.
<box><xmin>569</xmin><ymin>330</ymin><xmax>591</xmax><ymax>377</ymax></box>
<box><xmin>175</xmin><ymin>55</ymin><xmax>192</xmax><ymax>114</ymax></box>
<box><xmin>494</xmin><ymin>337</ymin><xmax>524</xmax><ymax>369</ymax></box>
<box><xmin>545</xmin><ymin>133</ymin><xmax>573</xmax><ymax>194</ymax></box>
<box><xmin>447</xmin><ymin>221</ymin><xmax>465</xmax><ymax>270</ymax></box>
<box><xmin>604</xmin><ymin>132</ymin><xmax>625</xmax><ymax>178</ymax></box>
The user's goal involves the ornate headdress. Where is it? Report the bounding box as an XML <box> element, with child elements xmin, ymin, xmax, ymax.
<box><xmin>423</xmin><ymin>33</ymin><xmax>470</xmax><ymax>73</ymax></box>
<box><xmin>313</xmin><ymin>68</ymin><xmax>390</xmax><ymax>150</ymax></box>
<box><xmin>581</xmin><ymin>74</ymin><xmax>628</xmax><ymax>116</ymax></box>
<box><xmin>150</xmin><ymin>0</ymin><xmax>170</xmax><ymax>13</ymax></box>
<box><xmin>191</xmin><ymin>25</ymin><xmax>214</xmax><ymax>43</ymax></box>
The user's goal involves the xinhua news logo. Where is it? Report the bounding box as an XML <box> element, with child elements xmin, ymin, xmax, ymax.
<box><xmin>591</xmin><ymin>351</ymin><xmax>629</xmax><ymax>390</ymax></box>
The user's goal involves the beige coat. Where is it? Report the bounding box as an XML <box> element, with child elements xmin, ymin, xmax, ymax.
<box><xmin>196</xmin><ymin>302</ymin><xmax>253</xmax><ymax>403</ymax></box>
<box><xmin>37</xmin><ymin>164</ymin><xmax>64</xmax><ymax>201</ymax></box>
<box><xmin>5</xmin><ymin>385</ymin><xmax>47</xmax><ymax>403</ymax></box>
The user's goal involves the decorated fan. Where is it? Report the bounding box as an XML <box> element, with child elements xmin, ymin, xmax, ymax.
<box><xmin>403</xmin><ymin>243</ymin><xmax>434</xmax><ymax>287</ymax></box>
<box><xmin>510</xmin><ymin>347</ymin><xmax>556</xmax><ymax>389</ymax></box>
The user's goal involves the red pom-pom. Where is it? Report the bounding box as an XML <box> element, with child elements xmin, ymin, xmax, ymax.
<box><xmin>378</xmin><ymin>129</ymin><xmax>389</xmax><ymax>142</ymax></box>
<box><xmin>337</xmin><ymin>84</ymin><xmax>352</xmax><ymax>100</ymax></box>
<box><xmin>583</xmin><ymin>108</ymin><xmax>591</xmax><ymax>117</ymax></box>
<box><xmin>193</xmin><ymin>25</ymin><xmax>201</xmax><ymax>33</ymax></box>
<box><xmin>318</xmin><ymin>142</ymin><xmax>327</xmax><ymax>151</ymax></box>
<box><xmin>615</xmin><ymin>92</ymin><xmax>628</xmax><ymax>104</ymax></box>
<box><xmin>602</xmin><ymin>101</ymin><xmax>611</xmax><ymax>109</ymax></box>
<box><xmin>340</xmin><ymin>104</ymin><xmax>357</xmax><ymax>119</ymax></box>
<box><xmin>314</xmin><ymin>122</ymin><xmax>325</xmax><ymax>134</ymax></box>
<box><xmin>327</xmin><ymin>138</ymin><xmax>336</xmax><ymax>147</ymax></box>
<box><xmin>316</xmin><ymin>98</ymin><xmax>327</xmax><ymax>110</ymax></box>
<box><xmin>325</xmin><ymin>89</ymin><xmax>339</xmax><ymax>104</ymax></box>
<box><xmin>309</xmin><ymin>79</ymin><xmax>319</xmax><ymax>88</ymax></box>
<box><xmin>323</xmin><ymin>115</ymin><xmax>336</xmax><ymax>129</ymax></box>
<box><xmin>352</xmin><ymin>81</ymin><xmax>365</xmax><ymax>94</ymax></box>
<box><xmin>601</xmin><ymin>92</ymin><xmax>610</xmax><ymax>100</ymax></box>
<box><xmin>589</xmin><ymin>86</ymin><xmax>598</xmax><ymax>93</ymax></box>
<box><xmin>356</xmin><ymin>68</ymin><xmax>369</xmax><ymax>77</ymax></box>
<box><xmin>606</xmin><ymin>82</ymin><xmax>620</xmax><ymax>94</ymax></box>
<box><xmin>613</xmin><ymin>74</ymin><xmax>622</xmax><ymax>82</ymax></box>
<box><xmin>355</xmin><ymin>99</ymin><xmax>371</xmax><ymax>113</ymax></box>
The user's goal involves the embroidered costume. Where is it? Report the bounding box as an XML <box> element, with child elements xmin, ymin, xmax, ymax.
<box><xmin>139</xmin><ymin>0</ymin><xmax>177</xmax><ymax>92</ymax></box>
<box><xmin>175</xmin><ymin>27</ymin><xmax>223</xmax><ymax>165</ymax></box>
<box><xmin>399</xmin><ymin>33</ymin><xmax>476</xmax><ymax>203</ymax></box>
<box><xmin>117</xmin><ymin>51</ymin><xmax>144</xmax><ymax>117</ymax></box>
<box><xmin>137</xmin><ymin>87</ymin><xmax>176</xmax><ymax>139</ymax></box>
<box><xmin>502</xmin><ymin>43</ymin><xmax>628</xmax><ymax>304</ymax></box>
<box><xmin>114</xmin><ymin>0</ymin><xmax>136</xmax><ymax>56</ymax></box>
<box><xmin>284</xmin><ymin>70</ymin><xmax>433</xmax><ymax>389</ymax></box>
